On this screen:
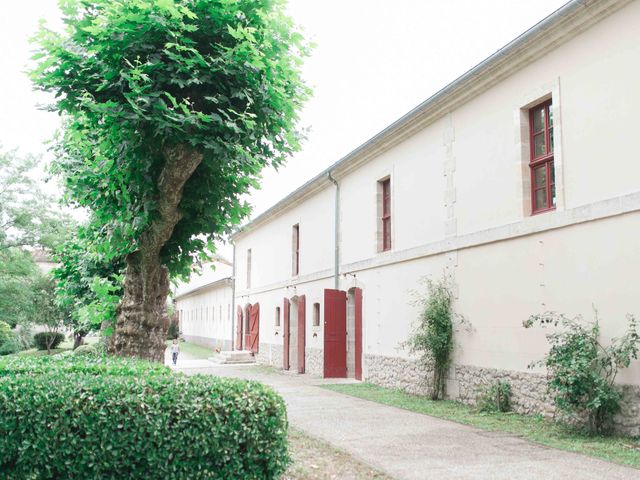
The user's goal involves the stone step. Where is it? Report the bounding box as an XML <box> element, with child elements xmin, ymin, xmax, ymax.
<box><xmin>210</xmin><ymin>350</ymin><xmax>256</xmax><ymax>364</ymax></box>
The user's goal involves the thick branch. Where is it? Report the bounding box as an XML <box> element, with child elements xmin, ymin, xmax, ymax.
<box><xmin>139</xmin><ymin>144</ymin><xmax>203</xmax><ymax>260</ymax></box>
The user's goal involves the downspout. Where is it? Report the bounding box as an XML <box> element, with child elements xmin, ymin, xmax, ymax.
<box><xmin>230</xmin><ymin>240</ymin><xmax>236</xmax><ymax>351</ymax></box>
<box><xmin>327</xmin><ymin>171</ymin><xmax>340</xmax><ymax>289</ymax></box>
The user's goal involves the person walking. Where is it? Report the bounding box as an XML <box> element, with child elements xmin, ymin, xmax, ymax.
<box><xmin>170</xmin><ymin>339</ymin><xmax>180</xmax><ymax>366</ymax></box>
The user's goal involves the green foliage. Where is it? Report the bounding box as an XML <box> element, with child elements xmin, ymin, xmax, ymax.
<box><xmin>0</xmin><ymin>341</ymin><xmax>20</xmax><ymax>357</ymax></box>
<box><xmin>53</xmin><ymin>228</ymin><xmax>125</xmax><ymax>338</ymax></box>
<box><xmin>167</xmin><ymin>318</ymin><xmax>180</xmax><ymax>340</ymax></box>
<box><xmin>72</xmin><ymin>343</ymin><xmax>105</xmax><ymax>358</ymax></box>
<box><xmin>33</xmin><ymin>332</ymin><xmax>65</xmax><ymax>351</ymax></box>
<box><xmin>31</xmin><ymin>0</ymin><xmax>311</xmax><ymax>278</ymax></box>
<box><xmin>0</xmin><ymin>147</ymin><xmax>73</xmax><ymax>252</ymax></box>
<box><xmin>0</xmin><ymin>356</ymin><xmax>289</xmax><ymax>479</ymax></box>
<box><xmin>477</xmin><ymin>380</ymin><xmax>512</xmax><ymax>413</ymax></box>
<box><xmin>0</xmin><ymin>249</ymin><xmax>40</xmax><ymax>328</ymax></box>
<box><xmin>405</xmin><ymin>276</ymin><xmax>460</xmax><ymax>400</ymax></box>
<box><xmin>524</xmin><ymin>311</ymin><xmax>640</xmax><ymax>435</ymax></box>
<box><xmin>0</xmin><ymin>321</ymin><xmax>11</xmax><ymax>347</ymax></box>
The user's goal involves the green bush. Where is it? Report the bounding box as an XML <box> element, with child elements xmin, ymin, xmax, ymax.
<box><xmin>0</xmin><ymin>356</ymin><xmax>289</xmax><ymax>479</ymax></box>
<box><xmin>72</xmin><ymin>343</ymin><xmax>100</xmax><ymax>356</ymax></box>
<box><xmin>0</xmin><ymin>321</ymin><xmax>12</xmax><ymax>347</ymax></box>
<box><xmin>477</xmin><ymin>380</ymin><xmax>512</xmax><ymax>413</ymax></box>
<box><xmin>0</xmin><ymin>340</ymin><xmax>20</xmax><ymax>356</ymax></box>
<box><xmin>167</xmin><ymin>319</ymin><xmax>180</xmax><ymax>340</ymax></box>
<box><xmin>33</xmin><ymin>331</ymin><xmax>65</xmax><ymax>351</ymax></box>
<box><xmin>524</xmin><ymin>311</ymin><xmax>639</xmax><ymax>435</ymax></box>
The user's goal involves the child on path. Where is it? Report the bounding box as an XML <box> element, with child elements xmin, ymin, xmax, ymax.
<box><xmin>171</xmin><ymin>340</ymin><xmax>180</xmax><ymax>366</ymax></box>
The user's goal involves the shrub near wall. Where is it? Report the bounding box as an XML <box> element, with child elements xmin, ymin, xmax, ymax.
<box><xmin>0</xmin><ymin>356</ymin><xmax>289</xmax><ymax>479</ymax></box>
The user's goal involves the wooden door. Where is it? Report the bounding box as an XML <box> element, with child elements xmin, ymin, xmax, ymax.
<box><xmin>324</xmin><ymin>289</ymin><xmax>347</xmax><ymax>378</ymax></box>
<box><xmin>354</xmin><ymin>288</ymin><xmax>363</xmax><ymax>380</ymax></box>
<box><xmin>298</xmin><ymin>295</ymin><xmax>306</xmax><ymax>374</ymax></box>
<box><xmin>283</xmin><ymin>298</ymin><xmax>290</xmax><ymax>370</ymax></box>
<box><xmin>235</xmin><ymin>306</ymin><xmax>243</xmax><ymax>350</ymax></box>
<box><xmin>249</xmin><ymin>303</ymin><xmax>260</xmax><ymax>353</ymax></box>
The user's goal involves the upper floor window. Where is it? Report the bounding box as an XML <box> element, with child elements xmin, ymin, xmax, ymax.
<box><xmin>380</xmin><ymin>178</ymin><xmax>391</xmax><ymax>251</ymax></box>
<box><xmin>246</xmin><ymin>248</ymin><xmax>252</xmax><ymax>289</ymax></box>
<box><xmin>529</xmin><ymin>100</ymin><xmax>555</xmax><ymax>214</ymax></box>
<box><xmin>292</xmin><ymin>224</ymin><xmax>300</xmax><ymax>276</ymax></box>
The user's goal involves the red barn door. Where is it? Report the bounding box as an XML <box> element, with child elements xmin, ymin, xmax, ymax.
<box><xmin>354</xmin><ymin>288</ymin><xmax>363</xmax><ymax>380</ymax></box>
<box><xmin>298</xmin><ymin>295</ymin><xmax>306</xmax><ymax>374</ymax></box>
<box><xmin>283</xmin><ymin>298</ymin><xmax>290</xmax><ymax>370</ymax></box>
<box><xmin>324</xmin><ymin>289</ymin><xmax>347</xmax><ymax>378</ymax></box>
<box><xmin>235</xmin><ymin>306</ymin><xmax>243</xmax><ymax>350</ymax></box>
<box><xmin>249</xmin><ymin>303</ymin><xmax>260</xmax><ymax>353</ymax></box>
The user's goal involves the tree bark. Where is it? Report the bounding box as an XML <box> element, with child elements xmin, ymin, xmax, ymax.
<box><xmin>109</xmin><ymin>144</ymin><xmax>203</xmax><ymax>362</ymax></box>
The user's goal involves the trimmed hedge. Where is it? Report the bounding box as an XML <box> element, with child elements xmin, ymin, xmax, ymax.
<box><xmin>0</xmin><ymin>357</ymin><xmax>289</xmax><ymax>479</ymax></box>
<box><xmin>33</xmin><ymin>331</ymin><xmax>65</xmax><ymax>350</ymax></box>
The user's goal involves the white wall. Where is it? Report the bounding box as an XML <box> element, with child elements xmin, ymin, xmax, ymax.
<box><xmin>233</xmin><ymin>0</ymin><xmax>640</xmax><ymax>386</ymax></box>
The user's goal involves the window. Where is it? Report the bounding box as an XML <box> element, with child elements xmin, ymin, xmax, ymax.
<box><xmin>292</xmin><ymin>224</ymin><xmax>300</xmax><ymax>276</ymax></box>
<box><xmin>529</xmin><ymin>100</ymin><xmax>555</xmax><ymax>214</ymax></box>
<box><xmin>246</xmin><ymin>248</ymin><xmax>252</xmax><ymax>288</ymax></box>
<box><xmin>275</xmin><ymin>306</ymin><xmax>281</xmax><ymax>327</ymax></box>
<box><xmin>380</xmin><ymin>178</ymin><xmax>391</xmax><ymax>251</ymax></box>
<box><xmin>313</xmin><ymin>303</ymin><xmax>320</xmax><ymax>327</ymax></box>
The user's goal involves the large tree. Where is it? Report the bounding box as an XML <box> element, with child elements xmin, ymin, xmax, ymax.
<box><xmin>32</xmin><ymin>0</ymin><xmax>310</xmax><ymax>361</ymax></box>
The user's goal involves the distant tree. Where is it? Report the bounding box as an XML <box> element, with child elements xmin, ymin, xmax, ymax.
<box><xmin>31</xmin><ymin>275</ymin><xmax>68</xmax><ymax>355</ymax></box>
<box><xmin>31</xmin><ymin>0</ymin><xmax>310</xmax><ymax>361</ymax></box>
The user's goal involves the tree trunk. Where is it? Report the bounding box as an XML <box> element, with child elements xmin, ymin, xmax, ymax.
<box><xmin>72</xmin><ymin>331</ymin><xmax>85</xmax><ymax>350</ymax></box>
<box><xmin>109</xmin><ymin>144</ymin><xmax>203</xmax><ymax>362</ymax></box>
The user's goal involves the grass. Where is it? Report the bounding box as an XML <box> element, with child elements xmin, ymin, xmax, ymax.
<box><xmin>165</xmin><ymin>340</ymin><xmax>218</xmax><ymax>360</ymax></box>
<box><xmin>16</xmin><ymin>348</ymin><xmax>70</xmax><ymax>357</ymax></box>
<box><xmin>284</xmin><ymin>428</ymin><xmax>390</xmax><ymax>479</ymax></box>
<box><xmin>322</xmin><ymin>383</ymin><xmax>640</xmax><ymax>469</ymax></box>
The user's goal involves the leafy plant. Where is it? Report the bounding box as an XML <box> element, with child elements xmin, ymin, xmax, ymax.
<box><xmin>33</xmin><ymin>332</ymin><xmax>65</xmax><ymax>352</ymax></box>
<box><xmin>0</xmin><ymin>321</ymin><xmax>11</xmax><ymax>347</ymax></box>
<box><xmin>524</xmin><ymin>311</ymin><xmax>639</xmax><ymax>435</ymax></box>
<box><xmin>31</xmin><ymin>0</ymin><xmax>311</xmax><ymax>361</ymax></box>
<box><xmin>405</xmin><ymin>276</ymin><xmax>461</xmax><ymax>400</ymax></box>
<box><xmin>0</xmin><ymin>356</ymin><xmax>289</xmax><ymax>478</ymax></box>
<box><xmin>166</xmin><ymin>319</ymin><xmax>180</xmax><ymax>340</ymax></box>
<box><xmin>477</xmin><ymin>380</ymin><xmax>512</xmax><ymax>413</ymax></box>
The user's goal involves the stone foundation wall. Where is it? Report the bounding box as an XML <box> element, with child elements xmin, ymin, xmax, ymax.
<box><xmin>364</xmin><ymin>354</ymin><xmax>432</xmax><ymax>396</ymax></box>
<box><xmin>305</xmin><ymin>347</ymin><xmax>323</xmax><ymax>377</ymax></box>
<box><xmin>363</xmin><ymin>354</ymin><xmax>640</xmax><ymax>436</ymax></box>
<box><xmin>256</xmin><ymin>342</ymin><xmax>283</xmax><ymax>369</ymax></box>
<box><xmin>182</xmin><ymin>335</ymin><xmax>231</xmax><ymax>352</ymax></box>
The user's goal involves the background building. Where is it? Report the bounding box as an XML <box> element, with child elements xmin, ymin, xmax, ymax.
<box><xmin>231</xmin><ymin>0</ymin><xmax>640</xmax><ymax>435</ymax></box>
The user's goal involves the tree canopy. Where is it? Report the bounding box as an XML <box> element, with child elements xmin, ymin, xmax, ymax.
<box><xmin>31</xmin><ymin>0</ymin><xmax>310</xmax><ymax>360</ymax></box>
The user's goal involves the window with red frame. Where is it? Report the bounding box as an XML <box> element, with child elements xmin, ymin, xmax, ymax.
<box><xmin>529</xmin><ymin>100</ymin><xmax>555</xmax><ymax>213</ymax></box>
<box><xmin>381</xmin><ymin>178</ymin><xmax>391</xmax><ymax>251</ymax></box>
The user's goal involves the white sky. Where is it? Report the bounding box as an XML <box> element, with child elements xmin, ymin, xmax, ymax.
<box><xmin>1</xmin><ymin>0</ymin><xmax>568</xmax><ymax>224</ymax></box>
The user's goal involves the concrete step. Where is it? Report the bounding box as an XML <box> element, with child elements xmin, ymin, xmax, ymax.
<box><xmin>210</xmin><ymin>350</ymin><xmax>256</xmax><ymax>364</ymax></box>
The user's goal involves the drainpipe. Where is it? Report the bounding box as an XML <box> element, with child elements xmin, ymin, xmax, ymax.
<box><xmin>327</xmin><ymin>171</ymin><xmax>340</xmax><ymax>290</ymax></box>
<box><xmin>230</xmin><ymin>241</ymin><xmax>236</xmax><ymax>351</ymax></box>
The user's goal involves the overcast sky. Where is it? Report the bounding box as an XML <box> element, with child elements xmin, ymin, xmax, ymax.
<box><xmin>1</xmin><ymin>0</ymin><xmax>568</xmax><ymax>222</ymax></box>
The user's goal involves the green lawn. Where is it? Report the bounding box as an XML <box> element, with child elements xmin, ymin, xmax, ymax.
<box><xmin>322</xmin><ymin>383</ymin><xmax>640</xmax><ymax>469</ymax></box>
<box><xmin>166</xmin><ymin>340</ymin><xmax>218</xmax><ymax>359</ymax></box>
<box><xmin>16</xmin><ymin>348</ymin><xmax>70</xmax><ymax>357</ymax></box>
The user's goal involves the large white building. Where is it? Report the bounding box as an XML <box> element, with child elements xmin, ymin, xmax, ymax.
<box><xmin>229</xmin><ymin>0</ymin><xmax>640</xmax><ymax>434</ymax></box>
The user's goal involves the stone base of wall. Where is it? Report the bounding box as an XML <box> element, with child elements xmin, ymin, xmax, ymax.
<box><xmin>364</xmin><ymin>354</ymin><xmax>432</xmax><ymax>396</ymax></box>
<box><xmin>363</xmin><ymin>353</ymin><xmax>640</xmax><ymax>436</ymax></box>
<box><xmin>306</xmin><ymin>347</ymin><xmax>323</xmax><ymax>377</ymax></box>
<box><xmin>255</xmin><ymin>343</ymin><xmax>323</xmax><ymax>377</ymax></box>
<box><xmin>182</xmin><ymin>335</ymin><xmax>231</xmax><ymax>352</ymax></box>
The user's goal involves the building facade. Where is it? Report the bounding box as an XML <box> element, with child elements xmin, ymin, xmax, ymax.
<box><xmin>174</xmin><ymin>259</ymin><xmax>234</xmax><ymax>351</ymax></box>
<box><xmin>232</xmin><ymin>0</ymin><xmax>640</xmax><ymax>434</ymax></box>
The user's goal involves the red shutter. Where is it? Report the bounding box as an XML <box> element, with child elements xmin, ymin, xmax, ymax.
<box><xmin>324</xmin><ymin>289</ymin><xmax>347</xmax><ymax>378</ymax></box>
<box><xmin>235</xmin><ymin>306</ymin><xmax>243</xmax><ymax>350</ymax></box>
<box><xmin>298</xmin><ymin>295</ymin><xmax>306</xmax><ymax>374</ymax></box>
<box><xmin>283</xmin><ymin>298</ymin><xmax>290</xmax><ymax>370</ymax></box>
<box><xmin>354</xmin><ymin>288</ymin><xmax>363</xmax><ymax>380</ymax></box>
<box><xmin>249</xmin><ymin>303</ymin><xmax>260</xmax><ymax>353</ymax></box>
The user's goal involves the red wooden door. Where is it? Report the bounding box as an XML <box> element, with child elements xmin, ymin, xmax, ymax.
<box><xmin>298</xmin><ymin>295</ymin><xmax>306</xmax><ymax>374</ymax></box>
<box><xmin>249</xmin><ymin>303</ymin><xmax>260</xmax><ymax>353</ymax></box>
<box><xmin>324</xmin><ymin>289</ymin><xmax>347</xmax><ymax>378</ymax></box>
<box><xmin>235</xmin><ymin>306</ymin><xmax>243</xmax><ymax>350</ymax></box>
<box><xmin>283</xmin><ymin>298</ymin><xmax>290</xmax><ymax>370</ymax></box>
<box><xmin>354</xmin><ymin>288</ymin><xmax>363</xmax><ymax>380</ymax></box>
